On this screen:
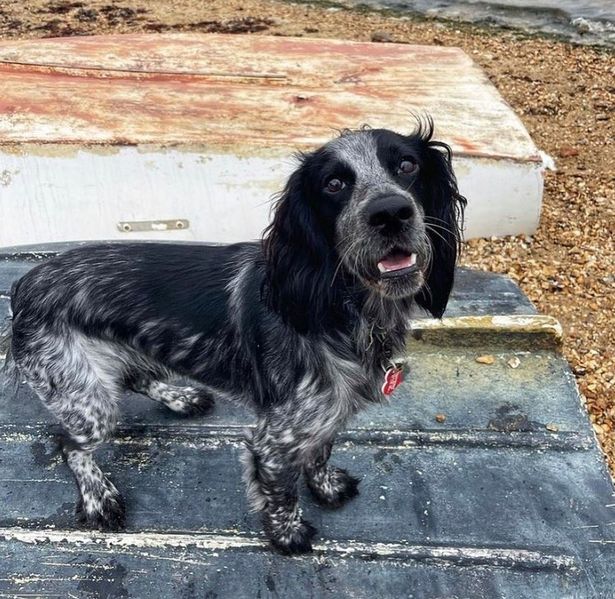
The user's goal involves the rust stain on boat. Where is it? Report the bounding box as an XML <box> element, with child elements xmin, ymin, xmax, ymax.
<box><xmin>0</xmin><ymin>33</ymin><xmax>540</xmax><ymax>161</ymax></box>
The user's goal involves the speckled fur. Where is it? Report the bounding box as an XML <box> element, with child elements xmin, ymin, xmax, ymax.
<box><xmin>5</xmin><ymin>123</ymin><xmax>465</xmax><ymax>554</ymax></box>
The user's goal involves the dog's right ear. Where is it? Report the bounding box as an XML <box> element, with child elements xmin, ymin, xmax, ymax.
<box><xmin>411</xmin><ymin>120</ymin><xmax>466</xmax><ymax>319</ymax></box>
<box><xmin>262</xmin><ymin>157</ymin><xmax>339</xmax><ymax>334</ymax></box>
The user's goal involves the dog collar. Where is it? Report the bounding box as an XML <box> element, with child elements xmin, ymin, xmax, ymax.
<box><xmin>381</xmin><ymin>360</ymin><xmax>406</xmax><ymax>396</ymax></box>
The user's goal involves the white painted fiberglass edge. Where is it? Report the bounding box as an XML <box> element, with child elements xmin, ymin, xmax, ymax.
<box><xmin>0</xmin><ymin>148</ymin><xmax>543</xmax><ymax>247</ymax></box>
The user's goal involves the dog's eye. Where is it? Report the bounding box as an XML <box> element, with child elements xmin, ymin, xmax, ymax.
<box><xmin>397</xmin><ymin>159</ymin><xmax>417</xmax><ymax>175</ymax></box>
<box><xmin>325</xmin><ymin>178</ymin><xmax>346</xmax><ymax>193</ymax></box>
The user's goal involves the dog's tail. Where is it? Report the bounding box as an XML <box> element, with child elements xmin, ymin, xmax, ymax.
<box><xmin>0</xmin><ymin>291</ymin><xmax>18</xmax><ymax>389</ymax></box>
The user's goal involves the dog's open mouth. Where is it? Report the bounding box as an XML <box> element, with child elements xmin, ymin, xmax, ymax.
<box><xmin>377</xmin><ymin>251</ymin><xmax>418</xmax><ymax>279</ymax></box>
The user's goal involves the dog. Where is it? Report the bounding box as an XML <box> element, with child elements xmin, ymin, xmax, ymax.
<box><xmin>4</xmin><ymin>119</ymin><xmax>465</xmax><ymax>554</ymax></box>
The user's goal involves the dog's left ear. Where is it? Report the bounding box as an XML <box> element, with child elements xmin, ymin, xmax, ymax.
<box><xmin>262</xmin><ymin>157</ymin><xmax>340</xmax><ymax>333</ymax></box>
<box><xmin>415</xmin><ymin>135</ymin><xmax>467</xmax><ymax>318</ymax></box>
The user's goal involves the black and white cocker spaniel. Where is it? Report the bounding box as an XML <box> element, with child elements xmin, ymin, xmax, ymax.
<box><xmin>5</xmin><ymin>119</ymin><xmax>466</xmax><ymax>554</ymax></box>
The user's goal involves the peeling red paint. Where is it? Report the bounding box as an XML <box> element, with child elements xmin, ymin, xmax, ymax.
<box><xmin>451</xmin><ymin>137</ymin><xmax>482</xmax><ymax>154</ymax></box>
<box><xmin>0</xmin><ymin>33</ymin><xmax>540</xmax><ymax>162</ymax></box>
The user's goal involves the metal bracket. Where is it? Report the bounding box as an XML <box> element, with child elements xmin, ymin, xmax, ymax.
<box><xmin>117</xmin><ymin>219</ymin><xmax>189</xmax><ymax>233</ymax></box>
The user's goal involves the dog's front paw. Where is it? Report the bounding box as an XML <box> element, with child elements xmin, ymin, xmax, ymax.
<box><xmin>76</xmin><ymin>483</ymin><xmax>126</xmax><ymax>532</ymax></box>
<box><xmin>165</xmin><ymin>387</ymin><xmax>215</xmax><ymax>417</ymax></box>
<box><xmin>307</xmin><ymin>467</ymin><xmax>360</xmax><ymax>509</ymax></box>
<box><xmin>264</xmin><ymin>515</ymin><xmax>317</xmax><ymax>555</ymax></box>
<box><xmin>175</xmin><ymin>388</ymin><xmax>216</xmax><ymax>417</ymax></box>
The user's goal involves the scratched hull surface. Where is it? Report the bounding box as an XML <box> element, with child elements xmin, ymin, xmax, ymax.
<box><xmin>0</xmin><ymin>34</ymin><xmax>539</xmax><ymax>160</ymax></box>
<box><xmin>1</xmin><ymin>245</ymin><xmax>615</xmax><ymax>597</ymax></box>
<box><xmin>0</xmin><ymin>34</ymin><xmax>544</xmax><ymax>245</ymax></box>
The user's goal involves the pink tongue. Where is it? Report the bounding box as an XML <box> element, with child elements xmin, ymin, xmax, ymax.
<box><xmin>378</xmin><ymin>253</ymin><xmax>416</xmax><ymax>273</ymax></box>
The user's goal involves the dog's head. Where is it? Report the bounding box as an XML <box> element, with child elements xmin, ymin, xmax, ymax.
<box><xmin>263</xmin><ymin>120</ymin><xmax>466</xmax><ymax>332</ymax></box>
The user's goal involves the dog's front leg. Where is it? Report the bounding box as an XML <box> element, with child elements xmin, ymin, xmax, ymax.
<box><xmin>242</xmin><ymin>416</ymin><xmax>316</xmax><ymax>554</ymax></box>
<box><xmin>304</xmin><ymin>441</ymin><xmax>360</xmax><ymax>508</ymax></box>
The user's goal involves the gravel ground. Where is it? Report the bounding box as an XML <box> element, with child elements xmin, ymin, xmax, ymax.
<box><xmin>1</xmin><ymin>1</ymin><xmax>614</xmax><ymax>470</ymax></box>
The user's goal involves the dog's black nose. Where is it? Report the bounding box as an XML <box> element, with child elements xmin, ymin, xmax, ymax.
<box><xmin>366</xmin><ymin>195</ymin><xmax>414</xmax><ymax>234</ymax></box>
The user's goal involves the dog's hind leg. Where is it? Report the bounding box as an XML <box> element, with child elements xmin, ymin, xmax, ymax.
<box><xmin>34</xmin><ymin>386</ymin><xmax>124</xmax><ymax>530</ymax></box>
<box><xmin>13</xmin><ymin>330</ymin><xmax>125</xmax><ymax>530</ymax></box>
<box><xmin>54</xmin><ymin>382</ymin><xmax>125</xmax><ymax>530</ymax></box>
<box><xmin>130</xmin><ymin>378</ymin><xmax>215</xmax><ymax>416</ymax></box>
<box><xmin>62</xmin><ymin>412</ymin><xmax>125</xmax><ymax>531</ymax></box>
<box><xmin>304</xmin><ymin>441</ymin><xmax>360</xmax><ymax>508</ymax></box>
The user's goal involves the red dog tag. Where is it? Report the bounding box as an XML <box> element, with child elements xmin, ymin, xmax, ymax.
<box><xmin>382</xmin><ymin>367</ymin><xmax>404</xmax><ymax>396</ymax></box>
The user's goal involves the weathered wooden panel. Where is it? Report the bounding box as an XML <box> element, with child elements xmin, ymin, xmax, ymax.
<box><xmin>0</xmin><ymin>534</ymin><xmax>582</xmax><ymax>599</ymax></box>
<box><xmin>2</xmin><ymin>247</ymin><xmax>613</xmax><ymax>597</ymax></box>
